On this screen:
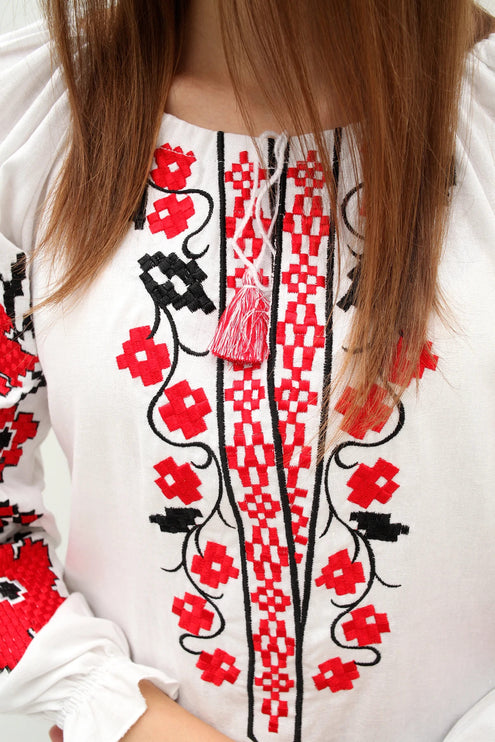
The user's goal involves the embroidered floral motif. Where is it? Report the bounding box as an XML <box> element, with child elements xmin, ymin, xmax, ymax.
<box><xmin>172</xmin><ymin>592</ymin><xmax>214</xmax><ymax>634</ymax></box>
<box><xmin>346</xmin><ymin>458</ymin><xmax>400</xmax><ymax>509</ymax></box>
<box><xmin>315</xmin><ymin>549</ymin><xmax>366</xmax><ymax>595</ymax></box>
<box><xmin>312</xmin><ymin>657</ymin><xmax>360</xmax><ymax>693</ymax></box>
<box><xmin>148</xmin><ymin>194</ymin><xmax>195</xmax><ymax>238</ymax></box>
<box><xmin>154</xmin><ymin>457</ymin><xmax>203</xmax><ymax>504</ymax></box>
<box><xmin>191</xmin><ymin>541</ymin><xmax>239</xmax><ymax>590</ymax></box>
<box><xmin>116</xmin><ymin>325</ymin><xmax>171</xmax><ymax>386</ymax></box>
<box><xmin>342</xmin><ymin>604</ymin><xmax>390</xmax><ymax>646</ymax></box>
<box><xmin>158</xmin><ymin>380</ymin><xmax>212</xmax><ymax>440</ymax></box>
<box><xmin>335</xmin><ymin>384</ymin><xmax>395</xmax><ymax>440</ymax></box>
<box><xmin>151</xmin><ymin>144</ymin><xmax>197</xmax><ymax>191</ymax></box>
<box><xmin>196</xmin><ymin>648</ymin><xmax>241</xmax><ymax>686</ymax></box>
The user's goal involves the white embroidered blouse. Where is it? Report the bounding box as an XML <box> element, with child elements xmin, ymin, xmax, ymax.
<box><xmin>0</xmin><ymin>20</ymin><xmax>494</xmax><ymax>742</ymax></box>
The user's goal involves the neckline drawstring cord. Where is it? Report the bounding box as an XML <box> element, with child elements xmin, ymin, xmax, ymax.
<box><xmin>209</xmin><ymin>132</ymin><xmax>288</xmax><ymax>364</ymax></box>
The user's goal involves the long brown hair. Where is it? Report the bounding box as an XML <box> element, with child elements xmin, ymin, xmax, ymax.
<box><xmin>40</xmin><ymin>0</ymin><xmax>494</xmax><ymax>416</ymax></box>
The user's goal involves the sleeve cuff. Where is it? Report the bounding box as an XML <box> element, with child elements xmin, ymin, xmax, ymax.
<box><xmin>57</xmin><ymin>655</ymin><xmax>179</xmax><ymax>742</ymax></box>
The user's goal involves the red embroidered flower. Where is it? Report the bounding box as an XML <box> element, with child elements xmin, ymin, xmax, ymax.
<box><xmin>0</xmin><ymin>538</ymin><xmax>65</xmax><ymax>671</ymax></box>
<box><xmin>342</xmin><ymin>604</ymin><xmax>390</xmax><ymax>646</ymax></box>
<box><xmin>346</xmin><ymin>458</ymin><xmax>400</xmax><ymax>509</ymax></box>
<box><xmin>0</xmin><ymin>306</ymin><xmax>38</xmax><ymax>396</ymax></box>
<box><xmin>151</xmin><ymin>144</ymin><xmax>196</xmax><ymax>191</ymax></box>
<box><xmin>313</xmin><ymin>657</ymin><xmax>360</xmax><ymax>693</ymax></box>
<box><xmin>335</xmin><ymin>384</ymin><xmax>394</xmax><ymax>440</ymax></box>
<box><xmin>158</xmin><ymin>380</ymin><xmax>212</xmax><ymax>440</ymax></box>
<box><xmin>154</xmin><ymin>457</ymin><xmax>202</xmax><ymax>504</ymax></box>
<box><xmin>172</xmin><ymin>592</ymin><xmax>214</xmax><ymax>634</ymax></box>
<box><xmin>389</xmin><ymin>338</ymin><xmax>439</xmax><ymax>386</ymax></box>
<box><xmin>147</xmin><ymin>194</ymin><xmax>195</xmax><ymax>238</ymax></box>
<box><xmin>191</xmin><ymin>541</ymin><xmax>239</xmax><ymax>589</ymax></box>
<box><xmin>196</xmin><ymin>648</ymin><xmax>240</xmax><ymax>686</ymax></box>
<box><xmin>116</xmin><ymin>326</ymin><xmax>171</xmax><ymax>386</ymax></box>
<box><xmin>315</xmin><ymin>549</ymin><xmax>366</xmax><ymax>595</ymax></box>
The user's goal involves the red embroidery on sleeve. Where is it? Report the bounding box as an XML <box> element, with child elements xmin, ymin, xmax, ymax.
<box><xmin>0</xmin><ymin>538</ymin><xmax>65</xmax><ymax>671</ymax></box>
<box><xmin>0</xmin><ymin>306</ymin><xmax>38</xmax><ymax>395</ymax></box>
<box><xmin>0</xmin><ymin>408</ymin><xmax>39</xmax><ymax>482</ymax></box>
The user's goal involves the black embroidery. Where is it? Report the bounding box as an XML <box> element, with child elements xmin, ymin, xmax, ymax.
<box><xmin>139</xmin><ymin>251</ymin><xmax>216</xmax><ymax>315</ymax></box>
<box><xmin>336</xmin><ymin>261</ymin><xmax>361</xmax><ymax>312</ymax></box>
<box><xmin>133</xmin><ymin>185</ymin><xmax>149</xmax><ymax>230</ymax></box>
<box><xmin>150</xmin><ymin>507</ymin><xmax>203</xmax><ymax>533</ymax></box>
<box><xmin>0</xmin><ymin>579</ymin><xmax>22</xmax><ymax>602</ymax></box>
<box><xmin>350</xmin><ymin>511</ymin><xmax>410</xmax><ymax>542</ymax></box>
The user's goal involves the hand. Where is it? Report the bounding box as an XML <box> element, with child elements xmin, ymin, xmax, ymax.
<box><xmin>48</xmin><ymin>680</ymin><xmax>235</xmax><ymax>742</ymax></box>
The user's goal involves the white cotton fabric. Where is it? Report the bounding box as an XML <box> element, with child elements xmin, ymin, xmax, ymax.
<box><xmin>0</xmin><ymin>19</ymin><xmax>494</xmax><ymax>742</ymax></box>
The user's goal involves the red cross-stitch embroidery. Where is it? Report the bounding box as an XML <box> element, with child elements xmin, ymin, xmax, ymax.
<box><xmin>0</xmin><ymin>407</ymin><xmax>39</xmax><ymax>483</ymax></box>
<box><xmin>151</xmin><ymin>143</ymin><xmax>196</xmax><ymax>191</ymax></box>
<box><xmin>389</xmin><ymin>338</ymin><xmax>439</xmax><ymax>386</ymax></box>
<box><xmin>0</xmin><ymin>538</ymin><xmax>65</xmax><ymax>671</ymax></box>
<box><xmin>172</xmin><ymin>592</ymin><xmax>214</xmax><ymax>634</ymax></box>
<box><xmin>158</xmin><ymin>380</ymin><xmax>211</xmax><ymax>439</ymax></box>
<box><xmin>0</xmin><ymin>306</ymin><xmax>38</xmax><ymax>396</ymax></box>
<box><xmin>274</xmin><ymin>150</ymin><xmax>328</xmax><ymax>567</ymax></box>
<box><xmin>342</xmin><ymin>604</ymin><xmax>390</xmax><ymax>646</ymax></box>
<box><xmin>346</xmin><ymin>458</ymin><xmax>400</xmax><ymax>509</ymax></box>
<box><xmin>191</xmin><ymin>541</ymin><xmax>239</xmax><ymax>589</ymax></box>
<box><xmin>223</xmin><ymin>150</ymin><xmax>295</xmax><ymax>734</ymax></box>
<box><xmin>335</xmin><ymin>384</ymin><xmax>394</xmax><ymax>440</ymax></box>
<box><xmin>315</xmin><ymin>549</ymin><xmax>366</xmax><ymax>595</ymax></box>
<box><xmin>154</xmin><ymin>457</ymin><xmax>202</xmax><ymax>504</ymax></box>
<box><xmin>116</xmin><ymin>326</ymin><xmax>171</xmax><ymax>386</ymax></box>
<box><xmin>312</xmin><ymin>657</ymin><xmax>360</xmax><ymax>693</ymax></box>
<box><xmin>0</xmin><ymin>501</ymin><xmax>38</xmax><ymax>534</ymax></box>
<box><xmin>148</xmin><ymin>194</ymin><xmax>195</xmax><ymax>238</ymax></box>
<box><xmin>196</xmin><ymin>648</ymin><xmax>240</xmax><ymax>686</ymax></box>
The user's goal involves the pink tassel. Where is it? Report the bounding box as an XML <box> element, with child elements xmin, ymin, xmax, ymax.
<box><xmin>209</xmin><ymin>274</ymin><xmax>270</xmax><ymax>364</ymax></box>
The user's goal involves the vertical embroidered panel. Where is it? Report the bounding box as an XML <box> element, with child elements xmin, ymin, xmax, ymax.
<box><xmin>222</xmin><ymin>148</ymin><xmax>297</xmax><ymax>737</ymax></box>
<box><xmin>275</xmin><ymin>151</ymin><xmax>329</xmax><ymax>571</ymax></box>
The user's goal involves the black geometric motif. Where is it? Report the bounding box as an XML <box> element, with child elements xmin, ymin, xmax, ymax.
<box><xmin>1</xmin><ymin>254</ymin><xmax>32</xmax><ymax>334</ymax></box>
<box><xmin>337</xmin><ymin>263</ymin><xmax>361</xmax><ymax>312</ymax></box>
<box><xmin>0</xmin><ymin>579</ymin><xmax>23</xmax><ymax>602</ymax></box>
<box><xmin>133</xmin><ymin>186</ymin><xmax>149</xmax><ymax>230</ymax></box>
<box><xmin>139</xmin><ymin>251</ymin><xmax>216</xmax><ymax>314</ymax></box>
<box><xmin>350</xmin><ymin>511</ymin><xmax>410</xmax><ymax>542</ymax></box>
<box><xmin>149</xmin><ymin>507</ymin><xmax>203</xmax><ymax>533</ymax></box>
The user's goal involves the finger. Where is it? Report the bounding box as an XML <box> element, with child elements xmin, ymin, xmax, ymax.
<box><xmin>49</xmin><ymin>725</ymin><xmax>63</xmax><ymax>742</ymax></box>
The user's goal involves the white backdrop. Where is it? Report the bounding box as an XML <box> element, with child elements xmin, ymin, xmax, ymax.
<box><xmin>1</xmin><ymin>0</ymin><xmax>495</xmax><ymax>740</ymax></box>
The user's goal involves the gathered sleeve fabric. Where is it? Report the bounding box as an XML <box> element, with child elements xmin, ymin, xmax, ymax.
<box><xmin>0</xmin><ymin>22</ymin><xmax>179</xmax><ymax>742</ymax></box>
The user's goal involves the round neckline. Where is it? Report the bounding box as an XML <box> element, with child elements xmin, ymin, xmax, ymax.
<box><xmin>159</xmin><ymin>32</ymin><xmax>495</xmax><ymax>144</ymax></box>
<box><xmin>159</xmin><ymin>111</ymin><xmax>347</xmax><ymax>145</ymax></box>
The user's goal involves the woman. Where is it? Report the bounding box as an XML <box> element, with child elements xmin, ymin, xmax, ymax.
<box><xmin>0</xmin><ymin>1</ymin><xmax>494</xmax><ymax>740</ymax></box>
